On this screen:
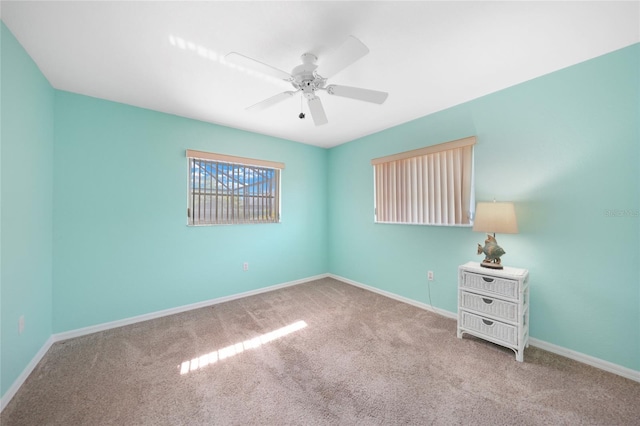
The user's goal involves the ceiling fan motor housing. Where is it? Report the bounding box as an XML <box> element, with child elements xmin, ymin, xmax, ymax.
<box><xmin>292</xmin><ymin>53</ymin><xmax>326</xmax><ymax>99</ymax></box>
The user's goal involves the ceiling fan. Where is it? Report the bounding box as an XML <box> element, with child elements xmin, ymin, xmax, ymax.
<box><xmin>224</xmin><ymin>36</ymin><xmax>388</xmax><ymax>126</ymax></box>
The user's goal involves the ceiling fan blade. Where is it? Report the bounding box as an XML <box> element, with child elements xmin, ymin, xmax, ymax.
<box><xmin>326</xmin><ymin>84</ymin><xmax>388</xmax><ymax>104</ymax></box>
<box><xmin>224</xmin><ymin>52</ymin><xmax>292</xmax><ymax>82</ymax></box>
<box><xmin>307</xmin><ymin>96</ymin><xmax>328</xmax><ymax>126</ymax></box>
<box><xmin>247</xmin><ymin>91</ymin><xmax>298</xmax><ymax>111</ymax></box>
<box><xmin>316</xmin><ymin>36</ymin><xmax>370</xmax><ymax>79</ymax></box>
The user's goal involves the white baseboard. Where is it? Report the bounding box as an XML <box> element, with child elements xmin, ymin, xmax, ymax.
<box><xmin>3</xmin><ymin>272</ymin><xmax>638</xmax><ymax>414</ymax></box>
<box><xmin>0</xmin><ymin>335</ymin><xmax>55</xmax><ymax>412</ymax></box>
<box><xmin>328</xmin><ymin>273</ymin><xmax>458</xmax><ymax>320</ymax></box>
<box><xmin>0</xmin><ymin>273</ymin><xmax>329</xmax><ymax>413</ymax></box>
<box><xmin>329</xmin><ymin>273</ymin><xmax>640</xmax><ymax>383</ymax></box>
<box><xmin>528</xmin><ymin>338</ymin><xmax>640</xmax><ymax>383</ymax></box>
<box><xmin>53</xmin><ymin>273</ymin><xmax>330</xmax><ymax>342</ymax></box>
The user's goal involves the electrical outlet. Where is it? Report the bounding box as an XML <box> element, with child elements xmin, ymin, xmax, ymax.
<box><xmin>19</xmin><ymin>315</ymin><xmax>25</xmax><ymax>334</ymax></box>
<box><xmin>243</xmin><ymin>262</ymin><xmax>249</xmax><ymax>271</ymax></box>
<box><xmin>427</xmin><ymin>271</ymin><xmax>434</xmax><ymax>281</ymax></box>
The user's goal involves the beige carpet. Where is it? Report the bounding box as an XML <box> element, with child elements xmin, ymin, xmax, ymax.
<box><xmin>2</xmin><ymin>278</ymin><xmax>639</xmax><ymax>425</ymax></box>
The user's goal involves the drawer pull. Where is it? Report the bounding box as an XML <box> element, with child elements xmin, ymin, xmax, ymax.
<box><xmin>482</xmin><ymin>277</ymin><xmax>494</xmax><ymax>283</ymax></box>
<box><xmin>482</xmin><ymin>319</ymin><xmax>494</xmax><ymax>326</ymax></box>
<box><xmin>482</xmin><ymin>298</ymin><xmax>494</xmax><ymax>305</ymax></box>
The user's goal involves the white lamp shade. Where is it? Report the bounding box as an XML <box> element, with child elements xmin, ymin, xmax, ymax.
<box><xmin>473</xmin><ymin>202</ymin><xmax>518</xmax><ymax>234</ymax></box>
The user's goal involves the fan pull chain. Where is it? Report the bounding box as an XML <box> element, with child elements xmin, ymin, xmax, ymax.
<box><xmin>298</xmin><ymin>94</ymin><xmax>305</xmax><ymax>120</ymax></box>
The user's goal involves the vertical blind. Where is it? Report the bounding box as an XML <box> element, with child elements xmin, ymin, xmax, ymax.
<box><xmin>186</xmin><ymin>150</ymin><xmax>284</xmax><ymax>225</ymax></box>
<box><xmin>371</xmin><ymin>137</ymin><xmax>476</xmax><ymax>226</ymax></box>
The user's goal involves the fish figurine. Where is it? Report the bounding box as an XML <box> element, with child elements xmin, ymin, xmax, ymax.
<box><xmin>477</xmin><ymin>234</ymin><xmax>505</xmax><ymax>269</ymax></box>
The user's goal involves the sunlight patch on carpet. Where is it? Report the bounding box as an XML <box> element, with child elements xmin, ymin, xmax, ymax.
<box><xmin>178</xmin><ymin>320</ymin><xmax>308</xmax><ymax>374</ymax></box>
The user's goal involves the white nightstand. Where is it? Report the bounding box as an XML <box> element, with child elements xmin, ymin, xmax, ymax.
<box><xmin>457</xmin><ymin>262</ymin><xmax>530</xmax><ymax>362</ymax></box>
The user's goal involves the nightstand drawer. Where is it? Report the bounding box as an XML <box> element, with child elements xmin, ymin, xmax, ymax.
<box><xmin>460</xmin><ymin>291</ymin><xmax>517</xmax><ymax>322</ymax></box>
<box><xmin>461</xmin><ymin>272</ymin><xmax>518</xmax><ymax>299</ymax></box>
<box><xmin>460</xmin><ymin>311</ymin><xmax>517</xmax><ymax>345</ymax></box>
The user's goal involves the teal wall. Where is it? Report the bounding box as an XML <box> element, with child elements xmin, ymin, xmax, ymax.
<box><xmin>328</xmin><ymin>44</ymin><xmax>640</xmax><ymax>371</ymax></box>
<box><xmin>0</xmin><ymin>23</ymin><xmax>54</xmax><ymax>396</ymax></box>
<box><xmin>52</xmin><ymin>92</ymin><xmax>328</xmax><ymax>332</ymax></box>
<box><xmin>1</xmin><ymin>19</ymin><xmax>638</xmax><ymax>404</ymax></box>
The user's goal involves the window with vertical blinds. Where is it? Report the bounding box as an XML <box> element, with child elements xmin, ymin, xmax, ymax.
<box><xmin>186</xmin><ymin>150</ymin><xmax>284</xmax><ymax>225</ymax></box>
<box><xmin>371</xmin><ymin>137</ymin><xmax>476</xmax><ymax>226</ymax></box>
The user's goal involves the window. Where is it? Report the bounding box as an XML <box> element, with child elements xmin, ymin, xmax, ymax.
<box><xmin>186</xmin><ymin>150</ymin><xmax>284</xmax><ymax>225</ymax></box>
<box><xmin>371</xmin><ymin>136</ymin><xmax>475</xmax><ymax>226</ymax></box>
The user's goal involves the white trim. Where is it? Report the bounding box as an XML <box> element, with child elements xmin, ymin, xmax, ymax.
<box><xmin>329</xmin><ymin>273</ymin><xmax>640</xmax><ymax>383</ymax></box>
<box><xmin>528</xmin><ymin>337</ymin><xmax>640</xmax><ymax>383</ymax></box>
<box><xmin>53</xmin><ymin>274</ymin><xmax>329</xmax><ymax>342</ymax></box>
<box><xmin>0</xmin><ymin>336</ymin><xmax>55</xmax><ymax>412</ymax></box>
<box><xmin>2</xmin><ymin>272</ymin><xmax>637</xmax><ymax>414</ymax></box>
<box><xmin>328</xmin><ymin>274</ymin><xmax>457</xmax><ymax>320</ymax></box>
<box><xmin>1</xmin><ymin>273</ymin><xmax>328</xmax><ymax>413</ymax></box>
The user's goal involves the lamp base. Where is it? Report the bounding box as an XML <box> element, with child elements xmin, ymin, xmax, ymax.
<box><xmin>480</xmin><ymin>260</ymin><xmax>504</xmax><ymax>270</ymax></box>
<box><xmin>477</xmin><ymin>235</ymin><xmax>506</xmax><ymax>270</ymax></box>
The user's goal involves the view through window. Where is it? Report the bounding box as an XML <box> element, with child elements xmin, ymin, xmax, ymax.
<box><xmin>187</xmin><ymin>150</ymin><xmax>283</xmax><ymax>225</ymax></box>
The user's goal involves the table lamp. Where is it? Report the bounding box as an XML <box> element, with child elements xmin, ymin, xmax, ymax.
<box><xmin>473</xmin><ymin>201</ymin><xmax>518</xmax><ymax>269</ymax></box>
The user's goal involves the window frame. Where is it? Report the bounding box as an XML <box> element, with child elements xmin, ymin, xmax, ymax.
<box><xmin>186</xmin><ymin>150</ymin><xmax>284</xmax><ymax>226</ymax></box>
<box><xmin>371</xmin><ymin>136</ymin><xmax>476</xmax><ymax>227</ymax></box>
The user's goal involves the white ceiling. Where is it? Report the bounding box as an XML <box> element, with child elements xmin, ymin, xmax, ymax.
<box><xmin>2</xmin><ymin>1</ymin><xmax>639</xmax><ymax>148</ymax></box>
